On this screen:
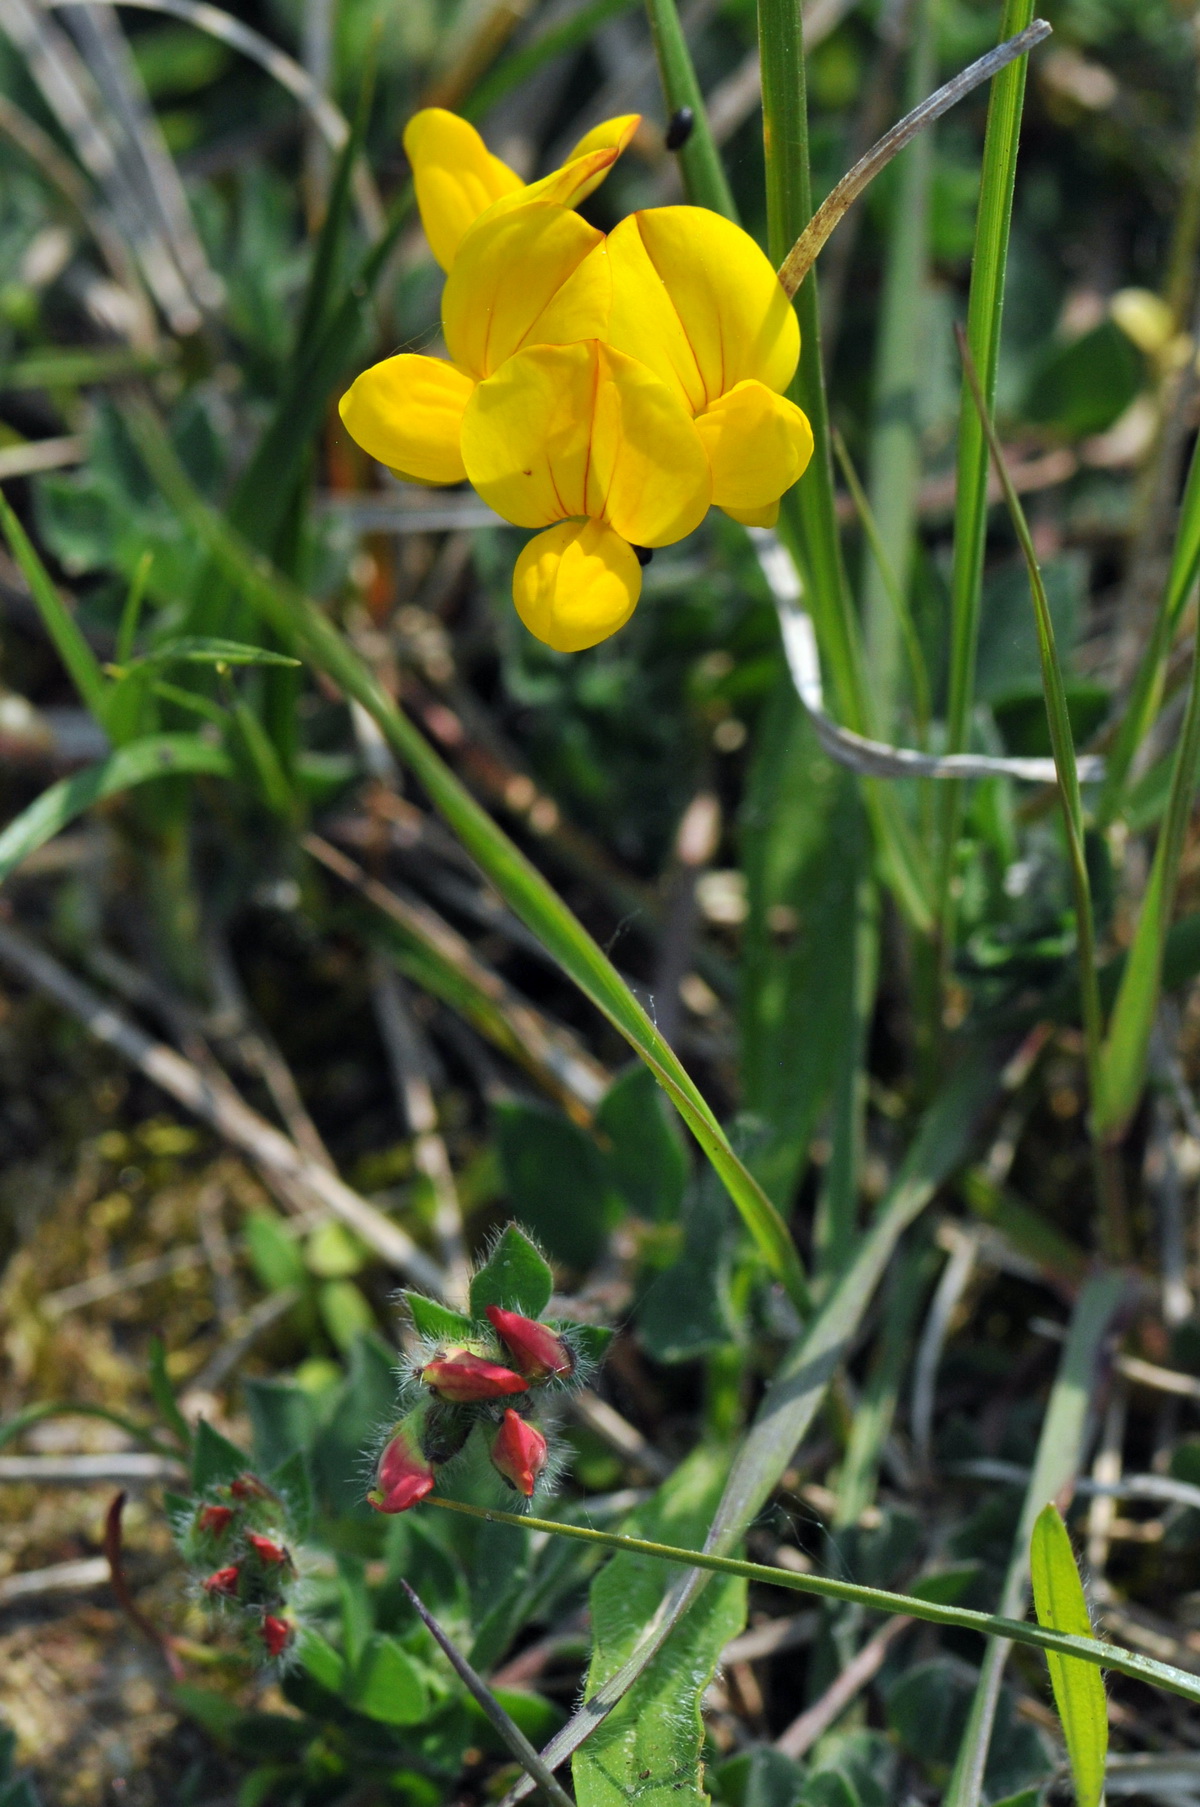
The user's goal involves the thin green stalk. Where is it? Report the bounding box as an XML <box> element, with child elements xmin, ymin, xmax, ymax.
<box><xmin>958</xmin><ymin>332</ymin><xmax>1118</xmax><ymax>1254</ymax></box>
<box><xmin>812</xmin><ymin>871</ymin><xmax>879</xmax><ymax>1283</ymax></box>
<box><xmin>760</xmin><ymin>0</ymin><xmax>935</xmax><ymax>934</ymax></box>
<box><xmin>833</xmin><ymin>428</ymin><xmax>931</xmax><ymax>739</ymax></box>
<box><xmin>125</xmin><ymin>401</ymin><xmax>810</xmax><ymax>1314</ymax></box>
<box><xmin>861</xmin><ymin>0</ymin><xmax>937</xmax><ymax>736</ymax></box>
<box><xmin>424</xmin><ymin>1462</ymin><xmax>1200</xmax><ymax>1710</ymax></box>
<box><xmin>642</xmin><ymin>0</ymin><xmax>737</xmax><ymax>220</ymax></box>
<box><xmin>937</xmin><ymin>0</ymin><xmax>1036</xmax><ymax>949</ymax></box>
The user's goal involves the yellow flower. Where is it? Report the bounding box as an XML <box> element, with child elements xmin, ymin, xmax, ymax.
<box><xmin>403</xmin><ymin>108</ymin><xmax>640</xmax><ymax>273</ymax></box>
<box><xmin>604</xmin><ymin>207</ymin><xmax>813</xmax><ymax>526</ymax></box>
<box><xmin>460</xmin><ymin>340</ymin><xmax>711</xmax><ymax>651</ymax></box>
<box><xmin>337</xmin><ymin>199</ymin><xmax>612</xmax><ymax>484</ymax></box>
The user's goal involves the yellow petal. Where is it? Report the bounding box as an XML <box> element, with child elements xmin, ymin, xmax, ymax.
<box><xmin>442</xmin><ymin>203</ymin><xmax>609</xmax><ymax>380</ymax></box>
<box><xmin>513</xmin><ymin>520</ymin><xmax>642</xmax><ymax>652</ymax></box>
<box><xmin>607</xmin><ymin>207</ymin><xmax>800</xmax><ymax>410</ymax></box>
<box><xmin>461</xmin><ymin>341</ymin><xmax>711</xmax><ymax>545</ymax></box>
<box><xmin>722</xmin><ymin>499</ymin><xmax>780</xmax><ymax>527</ymax></box>
<box><xmin>403</xmin><ymin>108</ymin><xmax>524</xmax><ymax>272</ymax></box>
<box><xmin>693</xmin><ymin>379</ymin><xmax>814</xmax><ymax>512</ymax></box>
<box><xmin>470</xmin><ymin>114</ymin><xmax>640</xmax><ymax>235</ymax></box>
<box><xmin>338</xmin><ymin>354</ymin><xmax>473</xmax><ymax>484</ymax></box>
<box><xmin>566</xmin><ymin>114</ymin><xmax>641</xmax><ymax>162</ymax></box>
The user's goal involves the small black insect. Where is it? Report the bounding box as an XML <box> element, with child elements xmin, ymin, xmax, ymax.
<box><xmin>664</xmin><ymin>107</ymin><xmax>694</xmax><ymax>151</ymax></box>
<box><xmin>631</xmin><ymin>545</ymin><xmax>654</xmax><ymax>567</ymax></box>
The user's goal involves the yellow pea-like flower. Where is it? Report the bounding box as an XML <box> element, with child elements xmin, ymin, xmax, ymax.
<box><xmin>460</xmin><ymin>340</ymin><xmax>712</xmax><ymax>651</ymax></box>
<box><xmin>605</xmin><ymin>206</ymin><xmax>813</xmax><ymax>525</ymax></box>
<box><xmin>403</xmin><ymin>107</ymin><xmax>640</xmax><ymax>273</ymax></box>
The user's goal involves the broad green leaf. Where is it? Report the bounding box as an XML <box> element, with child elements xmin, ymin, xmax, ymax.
<box><xmin>0</xmin><ymin>735</ymin><xmax>235</xmax><ymax>887</ymax></box>
<box><xmin>295</xmin><ymin>1628</ymin><xmax>346</xmax><ymax>1698</ymax></box>
<box><xmin>405</xmin><ymin>1292</ymin><xmax>477</xmax><ymax>1344</ymax></box>
<box><xmin>123</xmin><ymin>399</ymin><xmax>811</xmax><ymax>1312</ymax></box>
<box><xmin>271</xmin><ymin>1449</ymin><xmax>314</xmax><ymax>1540</ymax></box>
<box><xmin>636</xmin><ymin>1173</ymin><xmax>737</xmax><ymax>1363</ymax></box>
<box><xmin>191</xmin><ymin>1419</ymin><xmax>251</xmax><ymax>1492</ymax></box>
<box><xmin>1030</xmin><ymin>1505</ymin><xmax>1107</xmax><ymax>1807</ymax></box>
<box><xmin>573</xmin><ymin>1445</ymin><xmax>746</xmax><ymax>1807</ymax></box>
<box><xmin>469</xmin><ymin>1225</ymin><xmax>554</xmax><ymax>1320</ymax></box>
<box><xmin>352</xmin><ymin>1635</ymin><xmax>429</xmax><ymax>1726</ymax></box>
<box><xmin>1023</xmin><ymin>319</ymin><xmax>1142</xmax><ymax>437</ymax></box>
<box><xmin>305</xmin><ymin>1220</ymin><xmax>367</xmax><ymax>1279</ymax></box>
<box><xmin>243</xmin><ymin>1379</ymin><xmax>317</xmax><ymax>1473</ymax></box>
<box><xmin>595</xmin><ymin>1065</ymin><xmax>687</xmax><ymax>1223</ymax></box>
<box><xmin>318</xmin><ymin>1279</ymin><xmax>377</xmax><ymax>1352</ymax></box>
<box><xmin>244</xmin><ymin>1210</ymin><xmax>307</xmax><ymax>1294</ymax></box>
<box><xmin>495</xmin><ymin>1102</ymin><xmax>614</xmax><ymax>1268</ymax></box>
<box><xmin>740</xmin><ymin>679</ymin><xmax>864</xmax><ymax>1205</ymax></box>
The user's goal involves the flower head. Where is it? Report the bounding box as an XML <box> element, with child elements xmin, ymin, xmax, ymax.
<box><xmin>421</xmin><ymin>1349</ymin><xmax>528</xmax><ymax>1403</ymax></box>
<box><xmin>485</xmin><ymin>1306</ymin><xmax>574</xmax><ymax>1382</ymax></box>
<box><xmin>490</xmin><ymin>1409</ymin><xmax>548</xmax><ymax>1497</ymax></box>
<box><xmin>248</xmin><ymin>1533</ymin><xmax>290</xmax><ymax>1567</ymax></box>
<box><xmin>368</xmin><ymin>1418</ymin><xmax>437</xmax><ymax>1513</ymax></box>
<box><xmin>202</xmin><ymin>1564</ymin><xmax>240</xmax><ymax>1598</ymax></box>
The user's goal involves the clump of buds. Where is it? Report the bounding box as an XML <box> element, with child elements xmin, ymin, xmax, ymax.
<box><xmin>176</xmin><ymin>1467</ymin><xmax>301</xmax><ymax>1664</ymax></box>
<box><xmin>370</xmin><ymin>1230</ymin><xmax>605</xmax><ymax>1513</ymax></box>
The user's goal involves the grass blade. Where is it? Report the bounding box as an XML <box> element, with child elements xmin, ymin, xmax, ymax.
<box><xmin>1031</xmin><ymin>1504</ymin><xmax>1108</xmax><ymax>1807</ymax></box>
<box><xmin>124</xmin><ymin>401</ymin><xmax>810</xmax><ymax>1313</ymax></box>
<box><xmin>0</xmin><ymin>735</ymin><xmax>234</xmax><ymax>886</ymax></box>
<box><xmin>943</xmin><ymin>1271</ymin><xmax>1126</xmax><ymax>1807</ymax></box>
<box><xmin>937</xmin><ymin>0</ymin><xmax>1037</xmax><ymax>941</ymax></box>
<box><xmin>643</xmin><ymin>0</ymin><xmax>737</xmax><ymax>219</ymax></box>
<box><xmin>0</xmin><ymin>488</ymin><xmax>109</xmax><ymax>725</ymax></box>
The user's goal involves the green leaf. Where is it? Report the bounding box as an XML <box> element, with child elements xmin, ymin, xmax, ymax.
<box><xmin>243</xmin><ymin>1210</ymin><xmax>307</xmax><ymax>1294</ymax></box>
<box><xmin>191</xmin><ymin>1419</ymin><xmax>251</xmax><ymax>1492</ymax></box>
<box><xmin>595</xmin><ymin>1065</ymin><xmax>687</xmax><ymax>1223</ymax></box>
<box><xmin>636</xmin><ymin>1173</ymin><xmax>737</xmax><ymax>1363</ymax></box>
<box><xmin>495</xmin><ymin>1102</ymin><xmax>614</xmax><ymax>1268</ymax></box>
<box><xmin>243</xmin><ymin>1379</ymin><xmax>317</xmax><ymax>1473</ymax></box>
<box><xmin>122</xmin><ymin>398</ymin><xmax>811</xmax><ymax>1313</ymax></box>
<box><xmin>0</xmin><ymin>489</ymin><xmax>109</xmax><ymax>724</ymax></box>
<box><xmin>740</xmin><ymin>679</ymin><xmax>864</xmax><ymax>1205</ymax></box>
<box><xmin>469</xmin><ymin>1225</ymin><xmax>554</xmax><ymax>1320</ymax></box>
<box><xmin>318</xmin><ymin>1279</ymin><xmax>377</xmax><ymax>1352</ymax></box>
<box><xmin>352</xmin><ymin>1634</ymin><xmax>430</xmax><ymax>1726</ymax></box>
<box><xmin>0</xmin><ymin>735</ymin><xmax>234</xmax><ymax>888</ymax></box>
<box><xmin>715</xmin><ymin>1747</ymin><xmax>807</xmax><ymax>1807</ymax></box>
<box><xmin>138</xmin><ymin>636</ymin><xmax>301</xmax><ymax>668</ymax></box>
<box><xmin>573</xmin><ymin>1445</ymin><xmax>747</xmax><ymax>1807</ymax></box>
<box><xmin>295</xmin><ymin>1628</ymin><xmax>346</xmax><ymax>1698</ymax></box>
<box><xmin>148</xmin><ymin>1335</ymin><xmax>192</xmax><ymax>1452</ymax></box>
<box><xmin>405</xmin><ymin>1293</ymin><xmax>478</xmax><ymax>1343</ymax></box>
<box><xmin>1023</xmin><ymin>319</ymin><xmax>1142</xmax><ymax>438</ymax></box>
<box><xmin>1030</xmin><ymin>1505</ymin><xmax>1107</xmax><ymax>1807</ymax></box>
<box><xmin>271</xmin><ymin>1449</ymin><xmax>314</xmax><ymax>1541</ymax></box>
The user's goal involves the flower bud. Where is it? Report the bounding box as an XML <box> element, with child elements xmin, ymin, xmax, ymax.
<box><xmin>260</xmin><ymin>1614</ymin><xmax>293</xmax><ymax>1657</ymax></box>
<box><xmin>485</xmin><ymin>1306</ymin><xmax>574</xmax><ymax>1382</ymax></box>
<box><xmin>368</xmin><ymin>1419</ymin><xmax>436</xmax><ymax>1513</ymax></box>
<box><xmin>490</xmin><ymin>1409</ymin><xmax>547</xmax><ymax>1497</ymax></box>
<box><xmin>202</xmin><ymin>1564</ymin><xmax>240</xmax><ymax>1598</ymax></box>
<box><xmin>421</xmin><ymin>1349</ymin><xmax>528</xmax><ymax>1403</ymax></box>
<box><xmin>230</xmin><ymin>1474</ymin><xmax>271</xmax><ymax>1502</ymax></box>
<box><xmin>198</xmin><ymin>1504</ymin><xmax>234</xmax><ymax>1537</ymax></box>
<box><xmin>248</xmin><ymin>1533</ymin><xmax>289</xmax><ymax>1567</ymax></box>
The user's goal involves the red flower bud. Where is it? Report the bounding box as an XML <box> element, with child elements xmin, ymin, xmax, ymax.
<box><xmin>202</xmin><ymin>1564</ymin><xmax>240</xmax><ymax>1598</ymax></box>
<box><xmin>490</xmin><ymin>1409</ymin><xmax>547</xmax><ymax>1498</ymax></box>
<box><xmin>260</xmin><ymin>1614</ymin><xmax>292</xmax><ymax>1657</ymax></box>
<box><xmin>485</xmin><ymin>1307</ymin><xmax>574</xmax><ymax>1382</ymax></box>
<box><xmin>198</xmin><ymin>1504</ymin><xmax>234</xmax><ymax>1537</ymax></box>
<box><xmin>248</xmin><ymin>1533</ymin><xmax>289</xmax><ymax>1566</ymax></box>
<box><xmin>230</xmin><ymin>1474</ymin><xmax>271</xmax><ymax>1501</ymax></box>
<box><xmin>368</xmin><ymin>1421</ymin><xmax>436</xmax><ymax>1514</ymax></box>
<box><xmin>421</xmin><ymin>1349</ymin><xmax>528</xmax><ymax>1403</ymax></box>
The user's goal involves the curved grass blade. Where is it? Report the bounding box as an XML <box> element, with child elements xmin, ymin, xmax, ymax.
<box><xmin>937</xmin><ymin>0</ymin><xmax>1037</xmax><ymax>941</ymax></box>
<box><xmin>0</xmin><ymin>734</ymin><xmax>235</xmax><ymax>886</ymax></box>
<box><xmin>0</xmin><ymin>489</ymin><xmax>109</xmax><ymax>725</ymax></box>
<box><xmin>123</xmin><ymin>401</ymin><xmax>810</xmax><ymax>1313</ymax></box>
<box><xmin>1031</xmin><ymin>1504</ymin><xmax>1107</xmax><ymax>1807</ymax></box>
<box><xmin>427</xmin><ymin>1480</ymin><xmax>1200</xmax><ymax>1714</ymax></box>
<box><xmin>494</xmin><ymin>1041</ymin><xmax>1001</xmax><ymax>1804</ymax></box>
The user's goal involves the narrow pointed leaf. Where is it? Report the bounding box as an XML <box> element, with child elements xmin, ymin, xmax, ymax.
<box><xmin>1031</xmin><ymin>1504</ymin><xmax>1108</xmax><ymax>1807</ymax></box>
